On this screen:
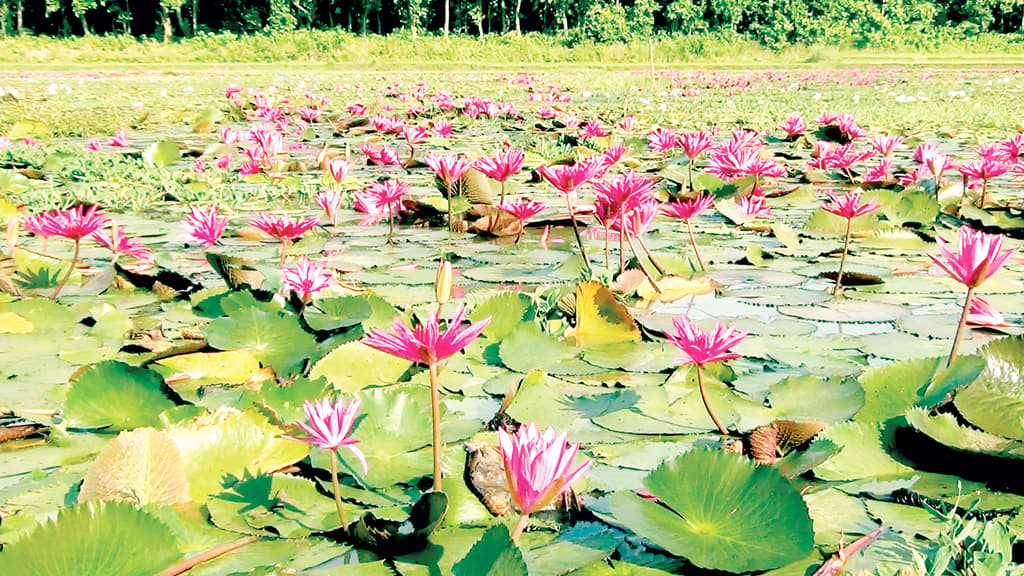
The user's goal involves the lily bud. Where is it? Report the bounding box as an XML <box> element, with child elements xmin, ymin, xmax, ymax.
<box><xmin>435</xmin><ymin>260</ymin><xmax>453</xmax><ymax>305</ymax></box>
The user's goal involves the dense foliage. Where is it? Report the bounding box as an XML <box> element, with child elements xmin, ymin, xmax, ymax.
<box><xmin>1</xmin><ymin>0</ymin><xmax>1024</xmax><ymax>48</ymax></box>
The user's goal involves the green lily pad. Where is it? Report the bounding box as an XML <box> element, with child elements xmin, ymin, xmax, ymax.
<box><xmin>0</xmin><ymin>501</ymin><xmax>182</xmax><ymax>576</ymax></box>
<box><xmin>610</xmin><ymin>449</ymin><xmax>815</xmax><ymax>572</ymax></box>
<box><xmin>208</xmin><ymin>474</ymin><xmax>342</xmax><ymax>537</ymax></box>
<box><xmin>954</xmin><ymin>335</ymin><xmax>1024</xmax><ymax>440</ymax></box>
<box><xmin>303</xmin><ymin>296</ymin><xmax>373</xmax><ymax>331</ymax></box>
<box><xmin>310</xmin><ymin>341</ymin><xmax>413</xmax><ymax>393</ymax></box>
<box><xmin>904</xmin><ymin>408</ymin><xmax>1024</xmax><ymax>458</ymax></box>
<box><xmin>453</xmin><ymin>523</ymin><xmax>527</xmax><ymax>576</ymax></box>
<box><xmin>64</xmin><ymin>360</ymin><xmax>178</xmax><ymax>431</ymax></box>
<box><xmin>204</xmin><ymin>307</ymin><xmax>317</xmax><ymax>376</ymax></box>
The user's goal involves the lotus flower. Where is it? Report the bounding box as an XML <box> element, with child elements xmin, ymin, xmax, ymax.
<box><xmin>499</xmin><ymin>423</ymin><xmax>592</xmax><ymax>541</ymax></box>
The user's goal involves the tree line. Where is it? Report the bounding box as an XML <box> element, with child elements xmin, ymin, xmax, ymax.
<box><xmin>1</xmin><ymin>0</ymin><xmax>1022</xmax><ymax>46</ymax></box>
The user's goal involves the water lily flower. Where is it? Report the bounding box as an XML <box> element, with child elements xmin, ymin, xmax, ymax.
<box><xmin>930</xmin><ymin>226</ymin><xmax>1014</xmax><ymax>365</ymax></box>
<box><xmin>735</xmin><ymin>193</ymin><xmax>772</xmax><ymax>220</ymax></box>
<box><xmin>780</xmin><ymin>113</ymin><xmax>806</xmax><ymax>138</ymax></box>
<box><xmin>360</xmin><ymin>142</ymin><xmax>402</xmax><ymax>167</ymax></box>
<box><xmin>425</xmin><ymin>153</ymin><xmax>470</xmax><ymax>232</ymax></box>
<box><xmin>581</xmin><ymin>120</ymin><xmax>609</xmax><ymax>140</ymax></box>
<box><xmin>647</xmin><ymin>127</ymin><xmax>679</xmax><ymax>155</ymax></box>
<box><xmin>499</xmin><ymin>423</ymin><xmax>592</xmax><ymax>542</ymax></box>
<box><xmin>966</xmin><ymin>297</ymin><xmax>1008</xmax><ymax>327</ymax></box>
<box><xmin>870</xmin><ymin>134</ymin><xmax>906</xmax><ymax>157</ymax></box>
<box><xmin>666</xmin><ymin>317</ymin><xmax>748</xmax><ymax>435</ymax></box>
<box><xmin>616</xmin><ymin>116</ymin><xmax>636</xmax><ymax>132</ymax></box>
<box><xmin>862</xmin><ymin>159</ymin><xmax>893</xmax><ymax>184</ymax></box>
<box><xmin>538</xmin><ymin>161</ymin><xmax>606</xmax><ymax>271</ymax></box>
<box><xmin>84</xmin><ymin>138</ymin><xmax>102</xmax><ymax>153</ymax></box>
<box><xmin>281</xmin><ymin>257</ymin><xmax>334</xmax><ymax>301</ymax></box>
<box><xmin>289</xmin><ymin>396</ymin><xmax>367</xmax><ymax>529</ymax></box>
<box><xmin>91</xmin><ymin>222</ymin><xmax>153</xmax><ymax>267</ymax></box>
<box><xmin>298</xmin><ymin>106</ymin><xmax>321</xmax><ymax>123</ymax></box>
<box><xmin>315</xmin><ymin>190</ymin><xmax>343</xmax><ymax>227</ymax></box>
<box><xmin>424</xmin><ymin>153</ymin><xmax>470</xmax><ymax>188</ymax></box>
<box><xmin>473</xmin><ymin>148</ymin><xmax>525</xmax><ymax>204</ymax></box>
<box><xmin>662</xmin><ymin>193</ymin><xmax>715</xmax><ymax>271</ymax></box>
<box><xmin>180</xmin><ymin>205</ymin><xmax>227</xmax><ymax>247</ymax></box>
<box><xmin>363</xmin><ymin>179</ymin><xmax>408</xmax><ymax>243</ymax></box>
<box><xmin>363</xmin><ymin>304</ymin><xmax>490</xmax><ymax>491</ymax></box>
<box><xmin>496</xmin><ymin>198</ymin><xmax>547</xmax><ymax>243</ymax></box>
<box><xmin>32</xmin><ymin>205</ymin><xmax>110</xmax><ymax>298</ymax></box>
<box><xmin>430</xmin><ymin>120</ymin><xmax>454</xmax><ymax>138</ymax></box>
<box><xmin>822</xmin><ymin>190</ymin><xmax>880</xmax><ymax>297</ymax></box>
<box><xmin>250</xmin><ymin>212</ymin><xmax>319</xmax><ymax>265</ymax></box>
<box><xmin>958</xmin><ymin>158</ymin><xmax>1009</xmax><ymax>206</ymax></box>
<box><xmin>327</xmin><ymin>158</ymin><xmax>350</xmax><ymax>184</ymax></box>
<box><xmin>239</xmin><ymin>160</ymin><xmax>262</xmax><ymax>176</ymax></box>
<box><xmin>107</xmin><ymin>128</ymin><xmax>129</xmax><ymax>148</ymax></box>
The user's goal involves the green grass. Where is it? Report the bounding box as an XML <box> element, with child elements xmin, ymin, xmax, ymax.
<box><xmin>2</xmin><ymin>30</ymin><xmax>1024</xmax><ymax>69</ymax></box>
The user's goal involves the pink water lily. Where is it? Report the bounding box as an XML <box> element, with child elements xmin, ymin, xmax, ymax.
<box><xmin>735</xmin><ymin>193</ymin><xmax>772</xmax><ymax>220</ymax></box>
<box><xmin>31</xmin><ymin>204</ymin><xmax>110</xmax><ymax>298</ymax></box>
<box><xmin>363</xmin><ymin>303</ymin><xmax>490</xmax><ymax>492</ymax></box>
<box><xmin>780</xmin><ymin>113</ymin><xmax>806</xmax><ymax>138</ymax></box>
<box><xmin>289</xmin><ymin>396</ymin><xmax>367</xmax><ymax>529</ymax></box>
<box><xmin>474</xmin><ymin>148</ymin><xmax>525</xmax><ymax>202</ymax></box>
<box><xmin>281</xmin><ymin>257</ymin><xmax>334</xmax><ymax>301</ymax></box>
<box><xmin>315</xmin><ymin>190</ymin><xmax>343</xmax><ymax>227</ymax></box>
<box><xmin>930</xmin><ymin>225</ymin><xmax>1014</xmax><ymax>366</ymax></box>
<box><xmin>250</xmin><ymin>212</ymin><xmax>319</xmax><ymax>265</ymax></box>
<box><xmin>499</xmin><ymin>423</ymin><xmax>592</xmax><ymax>541</ymax></box>
<box><xmin>327</xmin><ymin>158</ymin><xmax>350</xmax><ymax>184</ymax></box>
<box><xmin>667</xmin><ymin>317</ymin><xmax>748</xmax><ymax>435</ymax></box>
<box><xmin>91</xmin><ymin>222</ymin><xmax>153</xmax><ymax>267</ymax></box>
<box><xmin>662</xmin><ymin>194</ymin><xmax>715</xmax><ymax>271</ymax></box>
<box><xmin>930</xmin><ymin>225</ymin><xmax>1012</xmax><ymax>289</ymax></box>
<box><xmin>107</xmin><ymin>128</ymin><xmax>129</xmax><ymax>148</ymax></box>
<box><xmin>181</xmin><ymin>205</ymin><xmax>228</xmax><ymax>247</ymax></box>
<box><xmin>424</xmin><ymin>152</ymin><xmax>470</xmax><ymax>188</ymax></box>
<box><xmin>362</xmin><ymin>303</ymin><xmax>490</xmax><ymax>366</ymax></box>
<box><xmin>823</xmin><ymin>190</ymin><xmax>881</xmax><ymax>298</ymax></box>
<box><xmin>496</xmin><ymin>198</ymin><xmax>547</xmax><ymax>243</ymax></box>
<box><xmin>967</xmin><ymin>297</ymin><xmax>1008</xmax><ymax>327</ymax></box>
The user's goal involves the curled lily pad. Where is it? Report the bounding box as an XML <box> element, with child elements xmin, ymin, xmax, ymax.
<box><xmin>350</xmin><ymin>491</ymin><xmax>448</xmax><ymax>556</ymax></box>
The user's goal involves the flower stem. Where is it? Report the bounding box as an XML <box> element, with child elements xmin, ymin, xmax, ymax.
<box><xmin>446</xmin><ymin>183</ymin><xmax>455</xmax><ymax>233</ymax></box>
<box><xmin>685</xmin><ymin>219</ymin><xmax>706</xmax><ymax>272</ymax></box>
<box><xmin>618</xmin><ymin>207</ymin><xmax>626</xmax><ymax>275</ymax></box>
<box><xmin>637</xmin><ymin>235</ymin><xmax>665</xmax><ymax>276</ymax></box>
<box><xmin>510</xmin><ymin>513</ymin><xmax>530</xmax><ymax>543</ymax></box>
<box><xmin>329</xmin><ymin>450</ymin><xmax>350</xmax><ymax>529</ymax></box>
<box><xmin>625</xmin><ymin>230</ymin><xmax>661</xmax><ymax>293</ymax></box>
<box><xmin>687</xmin><ymin>161</ymin><xmax>694</xmax><ymax>193</ymax></box>
<box><xmin>834</xmin><ymin>218</ymin><xmax>853</xmax><ymax>299</ymax></box>
<box><xmin>278</xmin><ymin>238</ymin><xmax>289</xmax><ymax>267</ymax></box>
<box><xmin>947</xmin><ymin>287</ymin><xmax>975</xmax><ymax>368</ymax></box>
<box><xmin>387</xmin><ymin>202</ymin><xmax>396</xmax><ymax>245</ymax></box>
<box><xmin>565</xmin><ymin>194</ymin><xmax>591</xmax><ymax>272</ymax></box>
<box><xmin>488</xmin><ymin>180</ymin><xmax>507</xmax><ymax>235</ymax></box>
<box><xmin>697</xmin><ymin>365</ymin><xmax>728</xmax><ymax>435</ymax></box>
<box><xmin>428</xmin><ymin>361</ymin><xmax>444</xmax><ymax>492</ymax></box>
<box><xmin>52</xmin><ymin>239</ymin><xmax>80</xmax><ymax>300</ymax></box>
<box><xmin>154</xmin><ymin>535</ymin><xmax>259</xmax><ymax>576</ymax></box>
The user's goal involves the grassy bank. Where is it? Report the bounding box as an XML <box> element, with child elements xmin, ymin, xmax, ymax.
<box><xmin>2</xmin><ymin>30</ymin><xmax>1024</xmax><ymax>69</ymax></box>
